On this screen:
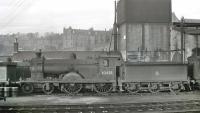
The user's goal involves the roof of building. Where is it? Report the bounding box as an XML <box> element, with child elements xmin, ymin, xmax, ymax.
<box><xmin>184</xmin><ymin>19</ymin><xmax>200</xmax><ymax>24</ymax></box>
<box><xmin>0</xmin><ymin>56</ymin><xmax>12</xmax><ymax>62</ymax></box>
<box><xmin>172</xmin><ymin>13</ymin><xmax>200</xmax><ymax>35</ymax></box>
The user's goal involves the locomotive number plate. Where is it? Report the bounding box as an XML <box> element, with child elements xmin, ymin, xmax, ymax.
<box><xmin>101</xmin><ymin>71</ymin><xmax>113</xmax><ymax>75</ymax></box>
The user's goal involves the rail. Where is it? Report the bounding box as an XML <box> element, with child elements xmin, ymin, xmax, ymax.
<box><xmin>0</xmin><ymin>100</ymin><xmax>200</xmax><ymax>113</ymax></box>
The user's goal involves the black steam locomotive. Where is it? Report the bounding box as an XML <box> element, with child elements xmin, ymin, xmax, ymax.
<box><xmin>0</xmin><ymin>48</ymin><xmax>199</xmax><ymax>95</ymax></box>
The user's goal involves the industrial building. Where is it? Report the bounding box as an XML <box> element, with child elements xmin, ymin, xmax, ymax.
<box><xmin>117</xmin><ymin>0</ymin><xmax>171</xmax><ymax>61</ymax></box>
<box><xmin>117</xmin><ymin>0</ymin><xmax>200</xmax><ymax>62</ymax></box>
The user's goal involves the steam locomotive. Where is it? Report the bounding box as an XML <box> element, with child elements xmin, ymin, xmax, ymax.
<box><xmin>0</xmin><ymin>48</ymin><xmax>199</xmax><ymax>95</ymax></box>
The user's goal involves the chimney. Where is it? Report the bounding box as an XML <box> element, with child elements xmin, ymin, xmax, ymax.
<box><xmin>14</xmin><ymin>38</ymin><xmax>19</xmax><ymax>53</ymax></box>
<box><xmin>35</xmin><ymin>49</ymin><xmax>42</xmax><ymax>58</ymax></box>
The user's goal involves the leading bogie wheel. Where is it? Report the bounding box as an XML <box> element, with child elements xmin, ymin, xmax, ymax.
<box><xmin>21</xmin><ymin>83</ymin><xmax>34</xmax><ymax>94</ymax></box>
<box><xmin>42</xmin><ymin>83</ymin><xmax>55</xmax><ymax>95</ymax></box>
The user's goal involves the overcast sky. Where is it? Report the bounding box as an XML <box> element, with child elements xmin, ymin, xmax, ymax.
<box><xmin>0</xmin><ymin>0</ymin><xmax>200</xmax><ymax>34</ymax></box>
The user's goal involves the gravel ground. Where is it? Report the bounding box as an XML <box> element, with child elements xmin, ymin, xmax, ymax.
<box><xmin>0</xmin><ymin>92</ymin><xmax>200</xmax><ymax>106</ymax></box>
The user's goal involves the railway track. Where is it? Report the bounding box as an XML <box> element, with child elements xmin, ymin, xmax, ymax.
<box><xmin>1</xmin><ymin>100</ymin><xmax>200</xmax><ymax>113</ymax></box>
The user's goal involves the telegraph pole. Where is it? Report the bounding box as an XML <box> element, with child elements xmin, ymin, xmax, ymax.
<box><xmin>113</xmin><ymin>0</ymin><xmax>118</xmax><ymax>51</ymax></box>
<box><xmin>180</xmin><ymin>17</ymin><xmax>185</xmax><ymax>63</ymax></box>
<box><xmin>195</xmin><ymin>34</ymin><xmax>199</xmax><ymax>56</ymax></box>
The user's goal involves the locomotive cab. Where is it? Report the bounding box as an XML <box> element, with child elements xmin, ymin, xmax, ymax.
<box><xmin>98</xmin><ymin>53</ymin><xmax>122</xmax><ymax>91</ymax></box>
<box><xmin>98</xmin><ymin>53</ymin><xmax>122</xmax><ymax>81</ymax></box>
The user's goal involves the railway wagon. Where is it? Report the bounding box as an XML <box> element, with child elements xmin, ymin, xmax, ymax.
<box><xmin>0</xmin><ymin>60</ymin><xmax>30</xmax><ymax>86</ymax></box>
<box><xmin>188</xmin><ymin>48</ymin><xmax>200</xmax><ymax>89</ymax></box>
<box><xmin>0</xmin><ymin>62</ymin><xmax>17</xmax><ymax>86</ymax></box>
<box><xmin>193</xmin><ymin>57</ymin><xmax>200</xmax><ymax>83</ymax></box>
<box><xmin>121</xmin><ymin>62</ymin><xmax>189</xmax><ymax>93</ymax></box>
<box><xmin>19</xmin><ymin>51</ymin><xmax>122</xmax><ymax>95</ymax></box>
